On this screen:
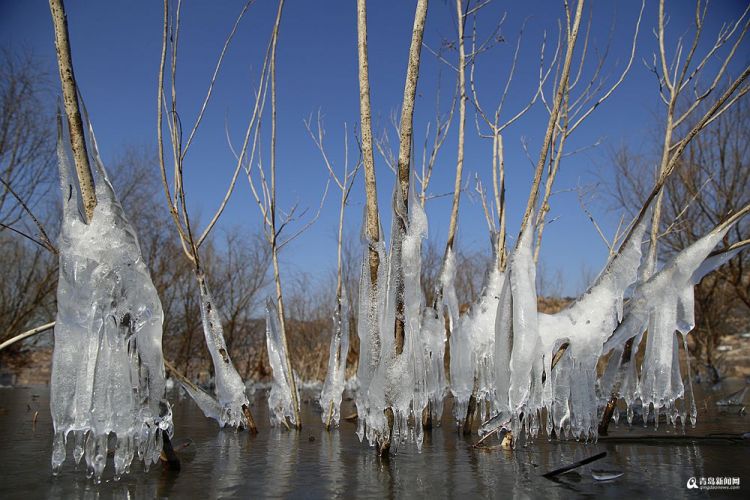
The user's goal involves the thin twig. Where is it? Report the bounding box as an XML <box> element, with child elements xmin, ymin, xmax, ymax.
<box><xmin>0</xmin><ymin>321</ymin><xmax>55</xmax><ymax>351</ymax></box>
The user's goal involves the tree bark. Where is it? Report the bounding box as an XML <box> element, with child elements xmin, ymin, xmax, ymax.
<box><xmin>49</xmin><ymin>0</ymin><xmax>97</xmax><ymax>222</ymax></box>
<box><xmin>445</xmin><ymin>0</ymin><xmax>467</xmax><ymax>252</ymax></box>
<box><xmin>394</xmin><ymin>0</ymin><xmax>429</xmax><ymax>355</ymax></box>
<box><xmin>356</xmin><ymin>0</ymin><xmax>381</xmax><ymax>286</ymax></box>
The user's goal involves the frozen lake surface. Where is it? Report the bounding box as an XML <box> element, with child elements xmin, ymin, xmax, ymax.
<box><xmin>0</xmin><ymin>383</ymin><xmax>747</xmax><ymax>498</ymax></box>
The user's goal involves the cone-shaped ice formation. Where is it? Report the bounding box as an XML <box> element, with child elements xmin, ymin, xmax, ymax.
<box><xmin>51</xmin><ymin>121</ymin><xmax>172</xmax><ymax>482</ymax></box>
<box><xmin>319</xmin><ymin>289</ymin><xmax>351</xmax><ymax>427</ymax></box>
<box><xmin>195</xmin><ymin>274</ymin><xmax>251</xmax><ymax>429</ymax></box>
<box><xmin>356</xmin><ymin>183</ymin><xmax>437</xmax><ymax>451</ymax></box>
<box><xmin>265</xmin><ymin>298</ymin><xmax>300</xmax><ymax>427</ymax></box>
<box><xmin>354</xmin><ymin>216</ymin><xmax>386</xmax><ymax>443</ymax></box>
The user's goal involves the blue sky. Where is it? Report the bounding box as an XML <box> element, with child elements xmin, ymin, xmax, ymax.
<box><xmin>1</xmin><ymin>0</ymin><xmax>746</xmax><ymax>296</ymax></box>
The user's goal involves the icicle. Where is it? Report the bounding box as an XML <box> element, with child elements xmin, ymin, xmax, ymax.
<box><xmin>178</xmin><ymin>380</ymin><xmax>225</xmax><ymax>423</ymax></box>
<box><xmin>492</xmin><ymin>257</ymin><xmax>513</xmax><ymax>415</ymax></box>
<box><xmin>422</xmin><ymin>305</ymin><xmax>447</xmax><ymax>425</ymax></box>
<box><xmin>507</xmin><ymin>220</ymin><xmax>540</xmax><ymax>414</ymax></box>
<box><xmin>602</xmin><ymin>224</ymin><xmax>741</xmax><ymax>424</ymax></box>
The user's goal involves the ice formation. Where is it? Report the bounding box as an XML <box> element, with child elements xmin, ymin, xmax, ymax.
<box><xmin>421</xmin><ymin>303</ymin><xmax>447</xmax><ymax>426</ymax></box>
<box><xmin>178</xmin><ymin>379</ymin><xmax>225</xmax><ymax>422</ymax></box>
<box><xmin>532</xmin><ymin>214</ymin><xmax>648</xmax><ymax>440</ymax></box>
<box><xmin>448</xmin><ymin>244</ymin><xmax>504</xmax><ymax>427</ymax></box>
<box><xmin>492</xmin><ymin>221</ymin><xmax>541</xmax><ymax>437</ymax></box>
<box><xmin>51</xmin><ymin>122</ymin><xmax>172</xmax><ymax>482</ymax></box>
<box><xmin>348</xmin><ymin>184</ymin><xmax>746</xmax><ymax>449</ymax></box>
<box><xmin>319</xmin><ymin>289</ymin><xmax>351</xmax><ymax>427</ymax></box>
<box><xmin>602</xmin><ymin>222</ymin><xmax>742</xmax><ymax>427</ymax></box>
<box><xmin>265</xmin><ymin>298</ymin><xmax>300</xmax><ymax>427</ymax></box>
<box><xmin>194</xmin><ymin>275</ymin><xmax>251</xmax><ymax>429</ymax></box>
<box><xmin>479</xmin><ymin>207</ymin><xmax>743</xmax><ymax>443</ymax></box>
<box><xmin>354</xmin><ymin>220</ymin><xmax>386</xmax><ymax>443</ymax></box>
<box><xmin>395</xmin><ymin>189</ymin><xmax>430</xmax><ymax>447</ymax></box>
<box><xmin>355</xmin><ymin>184</ymin><xmax>439</xmax><ymax>451</ymax></box>
<box><xmin>485</xmin><ymin>212</ymin><xmax>649</xmax><ymax>442</ymax></box>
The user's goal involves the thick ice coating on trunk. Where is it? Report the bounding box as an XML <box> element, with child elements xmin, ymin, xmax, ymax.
<box><xmin>396</xmin><ymin>189</ymin><xmax>429</xmax><ymax>449</ymax></box>
<box><xmin>506</xmin><ymin>221</ymin><xmax>540</xmax><ymax>416</ymax></box>
<box><xmin>265</xmin><ymin>298</ymin><xmax>299</xmax><ymax>427</ymax></box>
<box><xmin>319</xmin><ymin>289</ymin><xmax>351</xmax><ymax>427</ymax></box>
<box><xmin>354</xmin><ymin>226</ymin><xmax>386</xmax><ymax>442</ymax></box>
<box><xmin>356</xmin><ymin>184</ymin><xmax>434</xmax><ymax>451</ymax></box>
<box><xmin>51</xmin><ymin>127</ymin><xmax>172</xmax><ymax>482</ymax></box>
<box><xmin>449</xmin><ymin>245</ymin><xmax>504</xmax><ymax>427</ymax></box>
<box><xmin>196</xmin><ymin>275</ymin><xmax>251</xmax><ymax>428</ymax></box>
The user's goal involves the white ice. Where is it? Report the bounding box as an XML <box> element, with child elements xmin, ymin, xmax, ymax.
<box><xmin>488</xmin><ymin>211</ymin><xmax>648</xmax><ymax>442</ymax></box>
<box><xmin>533</xmin><ymin>214</ymin><xmax>648</xmax><ymax>440</ymax></box>
<box><xmin>449</xmin><ymin>244</ymin><xmax>504</xmax><ymax>427</ymax></box>
<box><xmin>603</xmin><ymin>221</ymin><xmax>742</xmax><ymax>427</ymax></box>
<box><xmin>354</xmin><ymin>221</ymin><xmax>386</xmax><ymax>443</ymax></box>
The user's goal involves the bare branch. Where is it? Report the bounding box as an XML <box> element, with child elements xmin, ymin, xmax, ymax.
<box><xmin>181</xmin><ymin>0</ymin><xmax>255</xmax><ymax>159</ymax></box>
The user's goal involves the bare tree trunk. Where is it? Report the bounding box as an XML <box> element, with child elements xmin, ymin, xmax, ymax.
<box><xmin>445</xmin><ymin>0</ymin><xmax>467</xmax><ymax>252</ymax></box>
<box><xmin>357</xmin><ymin>0</ymin><xmax>381</xmax><ymax>286</ymax></box>
<box><xmin>493</xmin><ymin>133</ymin><xmax>507</xmax><ymax>270</ymax></box>
<box><xmin>394</xmin><ymin>0</ymin><xmax>429</xmax><ymax>356</ymax></box>
<box><xmin>533</xmin><ymin>95</ymin><xmax>569</xmax><ymax>264</ymax></box>
<box><xmin>49</xmin><ymin>0</ymin><xmax>97</xmax><ymax>222</ymax></box>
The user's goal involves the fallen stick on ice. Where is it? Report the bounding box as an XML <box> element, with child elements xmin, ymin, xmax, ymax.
<box><xmin>542</xmin><ymin>451</ymin><xmax>607</xmax><ymax>479</ymax></box>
